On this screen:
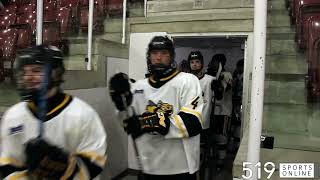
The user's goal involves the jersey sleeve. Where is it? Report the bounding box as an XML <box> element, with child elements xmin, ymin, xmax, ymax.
<box><xmin>0</xmin><ymin>112</ymin><xmax>27</xmax><ymax>179</ymax></box>
<box><xmin>165</xmin><ymin>75</ymin><xmax>204</xmax><ymax>139</ymax></box>
<box><xmin>72</xmin><ymin>108</ymin><xmax>107</xmax><ymax>179</ymax></box>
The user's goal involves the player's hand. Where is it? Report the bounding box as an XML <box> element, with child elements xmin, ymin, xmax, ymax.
<box><xmin>123</xmin><ymin>115</ymin><xmax>144</xmax><ymax>138</ymax></box>
<box><xmin>123</xmin><ymin>111</ymin><xmax>170</xmax><ymax>138</ymax></box>
<box><xmin>109</xmin><ymin>73</ymin><xmax>133</xmax><ymax>111</ymax></box>
<box><xmin>24</xmin><ymin>138</ymin><xmax>73</xmax><ymax>179</ymax></box>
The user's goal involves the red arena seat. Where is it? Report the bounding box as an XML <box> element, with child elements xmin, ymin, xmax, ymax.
<box><xmin>294</xmin><ymin>0</ymin><xmax>320</xmax><ymax>48</ymax></box>
<box><xmin>59</xmin><ymin>0</ymin><xmax>81</xmax><ymax>33</ymax></box>
<box><xmin>306</xmin><ymin>16</ymin><xmax>320</xmax><ymax>100</ymax></box>
<box><xmin>106</xmin><ymin>0</ymin><xmax>123</xmax><ymax>16</ymax></box>
<box><xmin>43</xmin><ymin>22</ymin><xmax>61</xmax><ymax>47</ymax></box>
<box><xmin>0</xmin><ymin>28</ymin><xmax>18</xmax><ymax>81</ymax></box>
<box><xmin>56</xmin><ymin>6</ymin><xmax>72</xmax><ymax>35</ymax></box>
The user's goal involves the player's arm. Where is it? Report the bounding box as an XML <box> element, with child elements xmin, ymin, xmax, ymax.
<box><xmin>0</xmin><ymin>115</ymin><xmax>28</xmax><ymax>180</ymax></box>
<box><xmin>20</xmin><ymin>110</ymin><xmax>106</xmax><ymax>180</ymax></box>
<box><xmin>165</xmin><ymin>75</ymin><xmax>204</xmax><ymax>139</ymax></box>
<box><xmin>73</xmin><ymin>109</ymin><xmax>107</xmax><ymax>179</ymax></box>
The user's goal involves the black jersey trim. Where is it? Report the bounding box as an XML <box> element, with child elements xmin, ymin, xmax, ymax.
<box><xmin>198</xmin><ymin>74</ymin><xmax>205</xmax><ymax>80</ymax></box>
<box><xmin>27</xmin><ymin>94</ymin><xmax>73</xmax><ymax>122</ymax></box>
<box><xmin>178</xmin><ymin>111</ymin><xmax>202</xmax><ymax>137</ymax></box>
<box><xmin>0</xmin><ymin>165</ymin><xmax>27</xmax><ymax>179</ymax></box>
<box><xmin>148</xmin><ymin>70</ymin><xmax>180</xmax><ymax>88</ymax></box>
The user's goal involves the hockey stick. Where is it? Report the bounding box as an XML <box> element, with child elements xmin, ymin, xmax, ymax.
<box><xmin>120</xmin><ymin>94</ymin><xmax>145</xmax><ymax>178</ymax></box>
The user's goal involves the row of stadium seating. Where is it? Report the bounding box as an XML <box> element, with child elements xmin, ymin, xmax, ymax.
<box><xmin>0</xmin><ymin>0</ymin><xmax>131</xmax><ymax>82</ymax></box>
<box><xmin>286</xmin><ymin>0</ymin><xmax>320</xmax><ymax>100</ymax></box>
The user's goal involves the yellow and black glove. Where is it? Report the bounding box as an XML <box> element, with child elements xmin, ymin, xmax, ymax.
<box><xmin>24</xmin><ymin>138</ymin><xmax>76</xmax><ymax>179</ymax></box>
<box><xmin>123</xmin><ymin>111</ymin><xmax>170</xmax><ymax>138</ymax></box>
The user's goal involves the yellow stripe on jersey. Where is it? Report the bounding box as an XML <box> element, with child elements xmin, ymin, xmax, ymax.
<box><xmin>177</xmin><ymin>107</ymin><xmax>203</xmax><ymax>137</ymax></box>
<box><xmin>159</xmin><ymin>70</ymin><xmax>179</xmax><ymax>81</ymax></box>
<box><xmin>77</xmin><ymin>158</ymin><xmax>90</xmax><ymax>180</ymax></box>
<box><xmin>173</xmin><ymin>115</ymin><xmax>188</xmax><ymax>138</ymax></box>
<box><xmin>76</xmin><ymin>151</ymin><xmax>107</xmax><ymax>167</ymax></box>
<box><xmin>0</xmin><ymin>157</ymin><xmax>25</xmax><ymax>167</ymax></box>
<box><xmin>7</xmin><ymin>171</ymin><xmax>28</xmax><ymax>180</ymax></box>
<box><xmin>149</xmin><ymin>70</ymin><xmax>179</xmax><ymax>82</ymax></box>
<box><xmin>61</xmin><ymin>156</ymin><xmax>77</xmax><ymax>180</ymax></box>
<box><xmin>180</xmin><ymin>107</ymin><xmax>203</xmax><ymax>124</ymax></box>
<box><xmin>47</xmin><ymin>95</ymin><xmax>71</xmax><ymax>116</ymax></box>
<box><xmin>27</xmin><ymin>94</ymin><xmax>71</xmax><ymax>116</ymax></box>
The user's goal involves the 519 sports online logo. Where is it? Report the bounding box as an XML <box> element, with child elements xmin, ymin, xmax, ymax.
<box><xmin>242</xmin><ymin>162</ymin><xmax>315</xmax><ymax>179</ymax></box>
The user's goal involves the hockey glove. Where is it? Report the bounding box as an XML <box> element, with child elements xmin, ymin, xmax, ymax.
<box><xmin>109</xmin><ymin>73</ymin><xmax>133</xmax><ymax>111</ymax></box>
<box><xmin>24</xmin><ymin>138</ymin><xmax>75</xmax><ymax>179</ymax></box>
<box><xmin>123</xmin><ymin>111</ymin><xmax>170</xmax><ymax>138</ymax></box>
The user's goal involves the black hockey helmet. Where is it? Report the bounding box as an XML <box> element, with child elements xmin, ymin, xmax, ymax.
<box><xmin>146</xmin><ymin>36</ymin><xmax>176</xmax><ymax>74</ymax></box>
<box><xmin>15</xmin><ymin>45</ymin><xmax>64</xmax><ymax>101</ymax></box>
<box><xmin>188</xmin><ymin>51</ymin><xmax>204</xmax><ymax>65</ymax></box>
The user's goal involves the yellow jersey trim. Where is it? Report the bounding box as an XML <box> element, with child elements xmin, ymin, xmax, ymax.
<box><xmin>7</xmin><ymin>171</ymin><xmax>28</xmax><ymax>180</ymax></box>
<box><xmin>173</xmin><ymin>115</ymin><xmax>188</xmax><ymax>138</ymax></box>
<box><xmin>180</xmin><ymin>107</ymin><xmax>203</xmax><ymax>124</ymax></box>
<box><xmin>149</xmin><ymin>70</ymin><xmax>179</xmax><ymax>82</ymax></box>
<box><xmin>0</xmin><ymin>157</ymin><xmax>25</xmax><ymax>167</ymax></box>
<box><xmin>47</xmin><ymin>95</ymin><xmax>71</xmax><ymax>115</ymax></box>
<box><xmin>76</xmin><ymin>151</ymin><xmax>107</xmax><ymax>167</ymax></box>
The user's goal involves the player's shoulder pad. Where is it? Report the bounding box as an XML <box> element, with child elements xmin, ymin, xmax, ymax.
<box><xmin>68</xmin><ymin>97</ymin><xmax>99</xmax><ymax>116</ymax></box>
<box><xmin>177</xmin><ymin>72</ymin><xmax>200</xmax><ymax>82</ymax></box>
<box><xmin>1</xmin><ymin>102</ymin><xmax>27</xmax><ymax>126</ymax></box>
<box><xmin>2</xmin><ymin>102</ymin><xmax>27</xmax><ymax>119</ymax></box>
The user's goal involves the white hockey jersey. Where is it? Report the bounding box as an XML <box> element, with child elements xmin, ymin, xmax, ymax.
<box><xmin>199</xmin><ymin>74</ymin><xmax>214</xmax><ymax>129</ymax></box>
<box><xmin>127</xmin><ymin>70</ymin><xmax>203</xmax><ymax>175</ymax></box>
<box><xmin>0</xmin><ymin>95</ymin><xmax>107</xmax><ymax>180</ymax></box>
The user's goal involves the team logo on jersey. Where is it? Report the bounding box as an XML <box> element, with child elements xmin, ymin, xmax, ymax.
<box><xmin>9</xmin><ymin>125</ymin><xmax>24</xmax><ymax>135</ymax></box>
<box><xmin>145</xmin><ymin>100</ymin><xmax>173</xmax><ymax>115</ymax></box>
<box><xmin>145</xmin><ymin>100</ymin><xmax>173</xmax><ymax>129</ymax></box>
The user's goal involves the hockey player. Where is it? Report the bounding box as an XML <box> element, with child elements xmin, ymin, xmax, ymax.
<box><xmin>0</xmin><ymin>45</ymin><xmax>107</xmax><ymax>180</ymax></box>
<box><xmin>188</xmin><ymin>51</ymin><xmax>215</xmax><ymax>178</ymax></box>
<box><xmin>110</xmin><ymin>36</ymin><xmax>203</xmax><ymax>180</ymax></box>
<box><xmin>207</xmin><ymin>54</ymin><xmax>233</xmax><ymax>168</ymax></box>
<box><xmin>188</xmin><ymin>51</ymin><xmax>214</xmax><ymax>131</ymax></box>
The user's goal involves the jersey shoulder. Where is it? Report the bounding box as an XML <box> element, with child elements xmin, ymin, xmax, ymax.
<box><xmin>175</xmin><ymin>72</ymin><xmax>199</xmax><ymax>82</ymax></box>
<box><xmin>1</xmin><ymin>102</ymin><xmax>28</xmax><ymax>126</ymax></box>
<box><xmin>204</xmin><ymin>74</ymin><xmax>214</xmax><ymax>80</ymax></box>
<box><xmin>2</xmin><ymin>102</ymin><xmax>28</xmax><ymax>118</ymax></box>
<box><xmin>68</xmin><ymin>96</ymin><xmax>98</xmax><ymax>115</ymax></box>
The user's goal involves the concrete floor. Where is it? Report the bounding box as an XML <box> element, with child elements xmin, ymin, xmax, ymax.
<box><xmin>117</xmin><ymin>152</ymin><xmax>236</xmax><ymax>180</ymax></box>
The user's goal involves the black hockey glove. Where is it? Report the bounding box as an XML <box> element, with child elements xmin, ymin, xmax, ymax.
<box><xmin>123</xmin><ymin>111</ymin><xmax>170</xmax><ymax>138</ymax></box>
<box><xmin>24</xmin><ymin>138</ymin><xmax>74</xmax><ymax>179</ymax></box>
<box><xmin>109</xmin><ymin>72</ymin><xmax>133</xmax><ymax>111</ymax></box>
